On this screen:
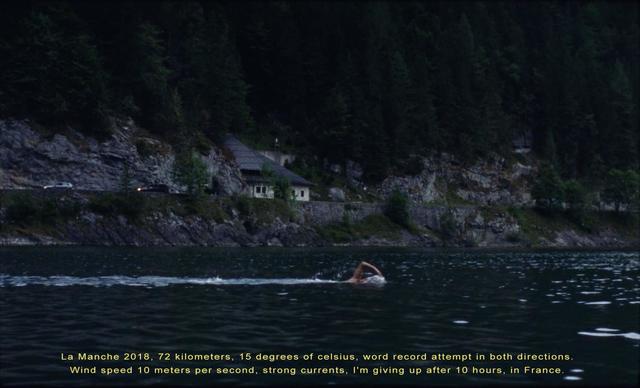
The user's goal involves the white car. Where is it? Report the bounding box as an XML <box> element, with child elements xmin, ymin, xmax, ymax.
<box><xmin>43</xmin><ymin>182</ymin><xmax>74</xmax><ymax>190</ymax></box>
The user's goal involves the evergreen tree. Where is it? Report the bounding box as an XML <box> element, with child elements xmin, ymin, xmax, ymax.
<box><xmin>532</xmin><ymin>163</ymin><xmax>565</xmax><ymax>211</ymax></box>
<box><xmin>128</xmin><ymin>22</ymin><xmax>172</xmax><ymax>133</ymax></box>
<box><xmin>602</xmin><ymin>169</ymin><xmax>640</xmax><ymax>212</ymax></box>
<box><xmin>319</xmin><ymin>86</ymin><xmax>351</xmax><ymax>163</ymax></box>
<box><xmin>0</xmin><ymin>1</ymin><xmax>637</xmax><ymax>183</ymax></box>
<box><xmin>173</xmin><ymin>150</ymin><xmax>210</xmax><ymax>198</ymax></box>
<box><xmin>607</xmin><ymin>62</ymin><xmax>638</xmax><ymax>170</ymax></box>
<box><xmin>388</xmin><ymin>50</ymin><xmax>412</xmax><ymax>160</ymax></box>
<box><xmin>1</xmin><ymin>5</ymin><xmax>109</xmax><ymax>132</ymax></box>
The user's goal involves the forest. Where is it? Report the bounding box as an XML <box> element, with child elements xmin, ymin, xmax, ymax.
<box><xmin>0</xmin><ymin>1</ymin><xmax>638</xmax><ymax>183</ymax></box>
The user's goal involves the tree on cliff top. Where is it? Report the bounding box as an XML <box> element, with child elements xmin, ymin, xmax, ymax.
<box><xmin>173</xmin><ymin>150</ymin><xmax>210</xmax><ymax>198</ymax></box>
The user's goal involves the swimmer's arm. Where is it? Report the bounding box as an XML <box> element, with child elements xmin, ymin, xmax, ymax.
<box><xmin>346</xmin><ymin>261</ymin><xmax>383</xmax><ymax>283</ymax></box>
<box><xmin>348</xmin><ymin>262</ymin><xmax>366</xmax><ymax>282</ymax></box>
<box><xmin>360</xmin><ymin>261</ymin><xmax>383</xmax><ymax>276</ymax></box>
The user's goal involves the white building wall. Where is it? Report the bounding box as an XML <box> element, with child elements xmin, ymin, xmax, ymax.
<box><xmin>249</xmin><ymin>184</ymin><xmax>275</xmax><ymax>199</ymax></box>
<box><xmin>291</xmin><ymin>185</ymin><xmax>310</xmax><ymax>202</ymax></box>
<box><xmin>247</xmin><ymin>183</ymin><xmax>310</xmax><ymax>201</ymax></box>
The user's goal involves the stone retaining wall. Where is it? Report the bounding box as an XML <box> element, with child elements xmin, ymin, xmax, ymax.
<box><xmin>294</xmin><ymin>201</ymin><xmax>384</xmax><ymax>225</ymax></box>
<box><xmin>294</xmin><ymin>200</ymin><xmax>478</xmax><ymax>229</ymax></box>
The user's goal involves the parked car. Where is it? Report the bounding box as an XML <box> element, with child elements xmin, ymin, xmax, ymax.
<box><xmin>136</xmin><ymin>184</ymin><xmax>170</xmax><ymax>193</ymax></box>
<box><xmin>43</xmin><ymin>182</ymin><xmax>73</xmax><ymax>190</ymax></box>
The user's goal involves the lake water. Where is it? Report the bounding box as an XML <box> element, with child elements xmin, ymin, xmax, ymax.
<box><xmin>1</xmin><ymin>247</ymin><xmax>638</xmax><ymax>386</ymax></box>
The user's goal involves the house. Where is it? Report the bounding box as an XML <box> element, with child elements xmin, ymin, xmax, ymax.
<box><xmin>223</xmin><ymin>135</ymin><xmax>313</xmax><ymax>201</ymax></box>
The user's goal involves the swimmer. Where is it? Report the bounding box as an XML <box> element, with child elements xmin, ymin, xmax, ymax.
<box><xmin>346</xmin><ymin>261</ymin><xmax>384</xmax><ymax>284</ymax></box>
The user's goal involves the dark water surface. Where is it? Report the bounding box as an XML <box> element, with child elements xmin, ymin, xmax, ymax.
<box><xmin>1</xmin><ymin>247</ymin><xmax>638</xmax><ymax>386</ymax></box>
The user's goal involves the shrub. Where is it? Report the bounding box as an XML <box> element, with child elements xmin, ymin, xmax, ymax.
<box><xmin>344</xmin><ymin>203</ymin><xmax>356</xmax><ymax>211</ymax></box>
<box><xmin>564</xmin><ymin>180</ymin><xmax>588</xmax><ymax>211</ymax></box>
<box><xmin>232</xmin><ymin>196</ymin><xmax>293</xmax><ymax>225</ymax></box>
<box><xmin>602</xmin><ymin>169</ymin><xmax>640</xmax><ymax>212</ymax></box>
<box><xmin>182</xmin><ymin>197</ymin><xmax>226</xmax><ymax>222</ymax></box>
<box><xmin>439</xmin><ymin>209</ymin><xmax>457</xmax><ymax>241</ymax></box>
<box><xmin>119</xmin><ymin>163</ymin><xmax>132</xmax><ymax>193</ymax></box>
<box><xmin>563</xmin><ymin>179</ymin><xmax>593</xmax><ymax>229</ymax></box>
<box><xmin>250</xmin><ymin>198</ymin><xmax>294</xmax><ymax>224</ymax></box>
<box><xmin>532</xmin><ymin>163</ymin><xmax>564</xmax><ymax>212</ymax></box>
<box><xmin>88</xmin><ymin>193</ymin><xmax>147</xmax><ymax>221</ymax></box>
<box><xmin>234</xmin><ymin>195</ymin><xmax>252</xmax><ymax>217</ymax></box>
<box><xmin>5</xmin><ymin>194</ymin><xmax>82</xmax><ymax>226</ymax></box>
<box><xmin>505</xmin><ymin>231</ymin><xmax>531</xmax><ymax>244</ymax></box>
<box><xmin>261</xmin><ymin>162</ymin><xmax>294</xmax><ymax>203</ymax></box>
<box><xmin>385</xmin><ymin>188</ymin><xmax>410</xmax><ymax>227</ymax></box>
<box><xmin>317</xmin><ymin>214</ymin><xmax>401</xmax><ymax>243</ymax></box>
<box><xmin>341</xmin><ymin>210</ymin><xmax>352</xmax><ymax>228</ymax></box>
<box><xmin>272</xmin><ymin>175</ymin><xmax>294</xmax><ymax>202</ymax></box>
<box><xmin>5</xmin><ymin>193</ymin><xmax>40</xmax><ymax>225</ymax></box>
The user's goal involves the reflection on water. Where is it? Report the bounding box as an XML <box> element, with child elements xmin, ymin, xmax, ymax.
<box><xmin>578</xmin><ymin>331</ymin><xmax>640</xmax><ymax>340</ymax></box>
<box><xmin>0</xmin><ymin>247</ymin><xmax>638</xmax><ymax>385</ymax></box>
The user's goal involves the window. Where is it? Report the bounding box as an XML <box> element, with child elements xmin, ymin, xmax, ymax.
<box><xmin>291</xmin><ymin>190</ymin><xmax>295</xmax><ymax>197</ymax></box>
<box><xmin>301</xmin><ymin>190</ymin><xmax>305</xmax><ymax>197</ymax></box>
<box><xmin>262</xmin><ymin>186</ymin><xmax>267</xmax><ymax>194</ymax></box>
<box><xmin>255</xmin><ymin>186</ymin><xmax>260</xmax><ymax>194</ymax></box>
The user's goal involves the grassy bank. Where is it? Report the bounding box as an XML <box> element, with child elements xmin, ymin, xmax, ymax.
<box><xmin>316</xmin><ymin>214</ymin><xmax>405</xmax><ymax>243</ymax></box>
<box><xmin>505</xmin><ymin>206</ymin><xmax>639</xmax><ymax>245</ymax></box>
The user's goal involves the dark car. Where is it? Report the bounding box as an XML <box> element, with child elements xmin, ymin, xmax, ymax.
<box><xmin>136</xmin><ymin>184</ymin><xmax>170</xmax><ymax>193</ymax></box>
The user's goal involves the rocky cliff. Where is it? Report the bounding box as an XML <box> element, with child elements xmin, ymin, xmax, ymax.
<box><xmin>373</xmin><ymin>153</ymin><xmax>535</xmax><ymax>206</ymax></box>
<box><xmin>0</xmin><ymin>119</ymin><xmax>244</xmax><ymax>195</ymax></box>
<box><xmin>1</xmin><ymin>119</ymin><xmax>637</xmax><ymax>249</ymax></box>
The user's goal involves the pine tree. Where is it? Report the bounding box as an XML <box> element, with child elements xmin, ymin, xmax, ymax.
<box><xmin>1</xmin><ymin>6</ymin><xmax>109</xmax><ymax>132</ymax></box>
<box><xmin>128</xmin><ymin>22</ymin><xmax>172</xmax><ymax>133</ymax></box>
<box><xmin>532</xmin><ymin>163</ymin><xmax>565</xmax><ymax>211</ymax></box>
<box><xmin>607</xmin><ymin>61</ymin><xmax>638</xmax><ymax>170</ymax></box>
<box><xmin>320</xmin><ymin>86</ymin><xmax>351</xmax><ymax>163</ymax></box>
<box><xmin>388</xmin><ymin>50</ymin><xmax>412</xmax><ymax>160</ymax></box>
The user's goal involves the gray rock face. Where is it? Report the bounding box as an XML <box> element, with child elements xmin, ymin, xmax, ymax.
<box><xmin>1</xmin><ymin>120</ymin><xmax>634</xmax><ymax>249</ymax></box>
<box><xmin>329</xmin><ymin>163</ymin><xmax>342</xmax><ymax>174</ymax></box>
<box><xmin>375</xmin><ymin>153</ymin><xmax>535</xmax><ymax>206</ymax></box>
<box><xmin>345</xmin><ymin>160</ymin><xmax>364</xmax><ymax>187</ymax></box>
<box><xmin>34</xmin><ymin>208</ymin><xmax>323</xmax><ymax>247</ymax></box>
<box><xmin>378</xmin><ymin>171</ymin><xmax>443</xmax><ymax>203</ymax></box>
<box><xmin>200</xmin><ymin>148</ymin><xmax>245</xmax><ymax>195</ymax></box>
<box><xmin>328</xmin><ymin>187</ymin><xmax>346</xmax><ymax>202</ymax></box>
<box><xmin>295</xmin><ymin>201</ymin><xmax>384</xmax><ymax>225</ymax></box>
<box><xmin>0</xmin><ymin>119</ymin><xmax>244</xmax><ymax>195</ymax></box>
<box><xmin>546</xmin><ymin>229</ymin><xmax>630</xmax><ymax>248</ymax></box>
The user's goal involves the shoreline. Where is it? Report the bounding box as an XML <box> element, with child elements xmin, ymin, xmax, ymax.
<box><xmin>1</xmin><ymin>192</ymin><xmax>637</xmax><ymax>250</ymax></box>
<box><xmin>1</xmin><ymin>241</ymin><xmax>638</xmax><ymax>252</ymax></box>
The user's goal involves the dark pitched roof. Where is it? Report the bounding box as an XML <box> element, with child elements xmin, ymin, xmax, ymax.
<box><xmin>223</xmin><ymin>135</ymin><xmax>313</xmax><ymax>186</ymax></box>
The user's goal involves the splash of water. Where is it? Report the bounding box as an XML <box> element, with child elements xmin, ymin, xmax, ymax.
<box><xmin>0</xmin><ymin>274</ymin><xmax>341</xmax><ymax>287</ymax></box>
<box><xmin>361</xmin><ymin>275</ymin><xmax>387</xmax><ymax>285</ymax></box>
